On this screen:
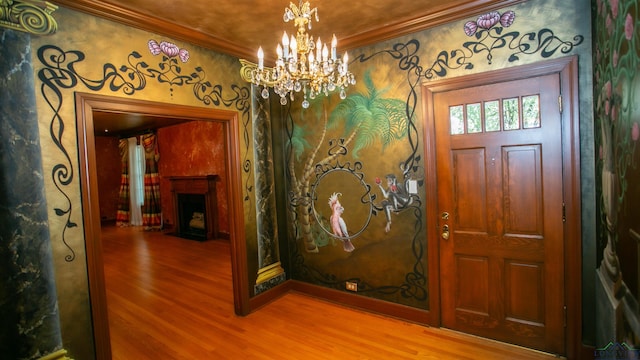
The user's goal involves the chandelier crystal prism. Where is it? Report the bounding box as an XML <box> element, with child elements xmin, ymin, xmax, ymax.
<box><xmin>249</xmin><ymin>1</ymin><xmax>356</xmax><ymax>108</ymax></box>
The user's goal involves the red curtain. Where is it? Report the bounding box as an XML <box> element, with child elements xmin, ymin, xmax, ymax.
<box><xmin>115</xmin><ymin>138</ymin><xmax>130</xmax><ymax>226</ymax></box>
<box><xmin>141</xmin><ymin>133</ymin><xmax>162</xmax><ymax>230</ymax></box>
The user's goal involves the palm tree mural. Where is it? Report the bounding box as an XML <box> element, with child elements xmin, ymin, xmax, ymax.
<box><xmin>286</xmin><ymin>70</ymin><xmax>412</xmax><ymax>252</ymax></box>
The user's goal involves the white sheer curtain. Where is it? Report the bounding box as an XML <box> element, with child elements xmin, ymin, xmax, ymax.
<box><xmin>128</xmin><ymin>137</ymin><xmax>145</xmax><ymax>226</ymax></box>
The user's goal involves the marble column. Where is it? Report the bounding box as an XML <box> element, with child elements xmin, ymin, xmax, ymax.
<box><xmin>251</xmin><ymin>86</ymin><xmax>286</xmax><ymax>294</ymax></box>
<box><xmin>0</xmin><ymin>29</ymin><xmax>63</xmax><ymax>359</ymax></box>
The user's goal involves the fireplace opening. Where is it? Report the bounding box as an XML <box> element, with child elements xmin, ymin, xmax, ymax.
<box><xmin>177</xmin><ymin>193</ymin><xmax>207</xmax><ymax>241</ymax></box>
<box><xmin>168</xmin><ymin>175</ymin><xmax>219</xmax><ymax>241</ymax></box>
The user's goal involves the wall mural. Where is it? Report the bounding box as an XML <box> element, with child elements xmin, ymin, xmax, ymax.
<box><xmin>593</xmin><ymin>0</ymin><xmax>640</xmax><ymax>349</ymax></box>
<box><xmin>284</xmin><ymin>72</ymin><xmax>427</xmax><ymax>305</ymax></box>
<box><xmin>286</xmin><ymin>10</ymin><xmax>585</xmax><ymax>308</ymax></box>
<box><xmin>36</xmin><ymin>41</ymin><xmax>251</xmax><ymax>261</ymax></box>
<box><xmin>370</xmin><ymin>10</ymin><xmax>585</xmax><ymax>83</ymax></box>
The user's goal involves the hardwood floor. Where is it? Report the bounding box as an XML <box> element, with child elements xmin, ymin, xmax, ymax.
<box><xmin>102</xmin><ymin>224</ymin><xmax>561</xmax><ymax>359</ymax></box>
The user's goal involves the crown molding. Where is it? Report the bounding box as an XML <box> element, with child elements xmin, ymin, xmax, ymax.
<box><xmin>340</xmin><ymin>0</ymin><xmax>529</xmax><ymax>51</ymax></box>
<box><xmin>49</xmin><ymin>0</ymin><xmax>257</xmax><ymax>59</ymax></box>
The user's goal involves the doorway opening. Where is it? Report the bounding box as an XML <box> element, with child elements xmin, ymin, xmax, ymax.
<box><xmin>75</xmin><ymin>93</ymin><xmax>249</xmax><ymax>359</ymax></box>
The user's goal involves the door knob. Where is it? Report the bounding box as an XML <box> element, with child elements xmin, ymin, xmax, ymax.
<box><xmin>441</xmin><ymin>224</ymin><xmax>450</xmax><ymax>240</ymax></box>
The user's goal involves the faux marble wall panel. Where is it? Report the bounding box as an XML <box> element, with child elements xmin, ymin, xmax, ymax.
<box><xmin>0</xmin><ymin>29</ymin><xmax>63</xmax><ymax>359</ymax></box>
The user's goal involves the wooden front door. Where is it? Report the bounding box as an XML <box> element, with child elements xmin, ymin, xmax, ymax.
<box><xmin>434</xmin><ymin>73</ymin><xmax>565</xmax><ymax>354</ymax></box>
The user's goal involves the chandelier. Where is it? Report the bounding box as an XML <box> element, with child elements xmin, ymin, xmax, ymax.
<box><xmin>247</xmin><ymin>1</ymin><xmax>356</xmax><ymax>108</ymax></box>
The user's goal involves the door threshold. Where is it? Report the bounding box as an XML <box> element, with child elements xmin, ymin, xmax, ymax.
<box><xmin>437</xmin><ymin>328</ymin><xmax>564</xmax><ymax>359</ymax></box>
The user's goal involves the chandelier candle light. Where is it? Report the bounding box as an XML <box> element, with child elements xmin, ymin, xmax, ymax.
<box><xmin>250</xmin><ymin>1</ymin><xmax>356</xmax><ymax>108</ymax></box>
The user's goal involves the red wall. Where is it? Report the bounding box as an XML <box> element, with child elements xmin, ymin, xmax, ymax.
<box><xmin>157</xmin><ymin>121</ymin><xmax>228</xmax><ymax>235</ymax></box>
<box><xmin>95</xmin><ymin>136</ymin><xmax>121</xmax><ymax>221</ymax></box>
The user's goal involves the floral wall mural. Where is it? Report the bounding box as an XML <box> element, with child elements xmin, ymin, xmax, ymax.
<box><xmin>594</xmin><ymin>0</ymin><xmax>640</xmax><ymax>351</ymax></box>
<box><xmin>283</xmin><ymin>2</ymin><xmax>587</xmax><ymax>310</ymax></box>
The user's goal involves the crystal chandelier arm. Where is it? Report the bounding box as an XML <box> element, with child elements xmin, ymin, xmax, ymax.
<box><xmin>239</xmin><ymin>59</ymin><xmax>279</xmax><ymax>87</ymax></box>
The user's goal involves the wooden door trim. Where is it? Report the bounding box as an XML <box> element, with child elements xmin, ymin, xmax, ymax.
<box><xmin>422</xmin><ymin>56</ymin><xmax>581</xmax><ymax>358</ymax></box>
<box><xmin>75</xmin><ymin>93</ymin><xmax>249</xmax><ymax>359</ymax></box>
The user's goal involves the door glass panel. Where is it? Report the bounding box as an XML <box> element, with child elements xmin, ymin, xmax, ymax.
<box><xmin>503</xmin><ymin>98</ymin><xmax>520</xmax><ymax>130</ymax></box>
<box><xmin>484</xmin><ymin>100</ymin><xmax>500</xmax><ymax>132</ymax></box>
<box><xmin>450</xmin><ymin>105</ymin><xmax>464</xmax><ymax>135</ymax></box>
<box><xmin>523</xmin><ymin>95</ymin><xmax>540</xmax><ymax>128</ymax></box>
<box><xmin>466</xmin><ymin>103</ymin><xmax>482</xmax><ymax>133</ymax></box>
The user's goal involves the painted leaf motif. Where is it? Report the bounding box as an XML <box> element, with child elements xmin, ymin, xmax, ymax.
<box><xmin>288</xmin><ymin>123</ymin><xmax>311</xmax><ymax>161</ymax></box>
<box><xmin>328</xmin><ymin>71</ymin><xmax>411</xmax><ymax>157</ymax></box>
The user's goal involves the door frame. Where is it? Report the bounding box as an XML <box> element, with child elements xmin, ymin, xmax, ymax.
<box><xmin>422</xmin><ymin>56</ymin><xmax>581</xmax><ymax>358</ymax></box>
<box><xmin>74</xmin><ymin>92</ymin><xmax>250</xmax><ymax>359</ymax></box>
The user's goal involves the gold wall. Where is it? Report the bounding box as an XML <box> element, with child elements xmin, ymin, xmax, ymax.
<box><xmin>30</xmin><ymin>7</ymin><xmax>256</xmax><ymax>359</ymax></box>
<box><xmin>24</xmin><ymin>0</ymin><xmax>597</xmax><ymax>357</ymax></box>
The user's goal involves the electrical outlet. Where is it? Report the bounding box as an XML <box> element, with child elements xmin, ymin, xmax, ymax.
<box><xmin>346</xmin><ymin>281</ymin><xmax>358</xmax><ymax>292</ymax></box>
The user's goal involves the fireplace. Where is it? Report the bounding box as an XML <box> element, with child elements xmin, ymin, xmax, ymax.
<box><xmin>168</xmin><ymin>175</ymin><xmax>219</xmax><ymax>240</ymax></box>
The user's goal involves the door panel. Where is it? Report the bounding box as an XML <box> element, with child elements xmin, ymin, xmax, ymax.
<box><xmin>453</xmin><ymin>148</ymin><xmax>487</xmax><ymax>231</ymax></box>
<box><xmin>503</xmin><ymin>145</ymin><xmax>542</xmax><ymax>234</ymax></box>
<box><xmin>435</xmin><ymin>73</ymin><xmax>565</xmax><ymax>354</ymax></box>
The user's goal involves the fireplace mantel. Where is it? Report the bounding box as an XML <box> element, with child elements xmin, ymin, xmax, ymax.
<box><xmin>168</xmin><ymin>175</ymin><xmax>219</xmax><ymax>240</ymax></box>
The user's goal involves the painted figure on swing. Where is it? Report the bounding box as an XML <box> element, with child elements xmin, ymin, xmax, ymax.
<box><xmin>328</xmin><ymin>192</ymin><xmax>355</xmax><ymax>252</ymax></box>
<box><xmin>376</xmin><ymin>174</ymin><xmax>411</xmax><ymax>233</ymax></box>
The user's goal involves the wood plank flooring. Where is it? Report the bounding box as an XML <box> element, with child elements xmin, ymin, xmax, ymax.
<box><xmin>102</xmin><ymin>224</ymin><xmax>561</xmax><ymax>359</ymax></box>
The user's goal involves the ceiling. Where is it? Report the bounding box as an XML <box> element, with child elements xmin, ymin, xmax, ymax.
<box><xmin>49</xmin><ymin>0</ymin><xmax>524</xmax><ymax>136</ymax></box>
<box><xmin>92</xmin><ymin>111</ymin><xmax>190</xmax><ymax>137</ymax></box>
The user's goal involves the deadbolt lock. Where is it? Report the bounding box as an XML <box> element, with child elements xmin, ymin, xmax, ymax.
<box><xmin>441</xmin><ymin>212</ymin><xmax>449</xmax><ymax>220</ymax></box>
<box><xmin>441</xmin><ymin>224</ymin><xmax>450</xmax><ymax>240</ymax></box>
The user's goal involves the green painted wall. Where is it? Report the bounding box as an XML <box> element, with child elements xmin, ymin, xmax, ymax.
<box><xmin>593</xmin><ymin>0</ymin><xmax>640</xmax><ymax>350</ymax></box>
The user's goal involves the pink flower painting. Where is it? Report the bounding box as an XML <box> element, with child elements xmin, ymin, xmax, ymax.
<box><xmin>148</xmin><ymin>39</ymin><xmax>190</xmax><ymax>63</ymax></box>
<box><xmin>500</xmin><ymin>11</ymin><xmax>516</xmax><ymax>27</ymax></box>
<box><xmin>463</xmin><ymin>10</ymin><xmax>516</xmax><ymax>37</ymax></box>
<box><xmin>625</xmin><ymin>13</ymin><xmax>634</xmax><ymax>40</ymax></box>
<box><xmin>160</xmin><ymin>41</ymin><xmax>180</xmax><ymax>57</ymax></box>
<box><xmin>464</xmin><ymin>21</ymin><xmax>478</xmax><ymax>36</ymax></box>
<box><xmin>610</xmin><ymin>0</ymin><xmax>619</xmax><ymax>19</ymax></box>
<box><xmin>477</xmin><ymin>11</ymin><xmax>501</xmax><ymax>29</ymax></box>
<box><xmin>148</xmin><ymin>39</ymin><xmax>161</xmax><ymax>55</ymax></box>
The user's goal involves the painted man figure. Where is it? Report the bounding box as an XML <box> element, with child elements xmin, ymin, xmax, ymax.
<box><xmin>376</xmin><ymin>174</ymin><xmax>411</xmax><ymax>232</ymax></box>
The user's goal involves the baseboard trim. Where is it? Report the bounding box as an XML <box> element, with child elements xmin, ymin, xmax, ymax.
<box><xmin>289</xmin><ymin>280</ymin><xmax>432</xmax><ymax>325</ymax></box>
<box><xmin>248</xmin><ymin>279</ymin><xmax>293</xmax><ymax>312</ymax></box>
<box><xmin>581</xmin><ymin>343</ymin><xmax>594</xmax><ymax>360</ymax></box>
